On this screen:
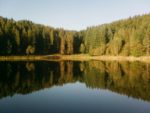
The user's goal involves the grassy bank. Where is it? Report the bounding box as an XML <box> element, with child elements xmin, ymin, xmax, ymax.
<box><xmin>0</xmin><ymin>54</ymin><xmax>150</xmax><ymax>63</ymax></box>
<box><xmin>58</xmin><ymin>55</ymin><xmax>150</xmax><ymax>63</ymax></box>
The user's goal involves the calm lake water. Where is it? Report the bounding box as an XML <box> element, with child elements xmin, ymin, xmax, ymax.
<box><xmin>0</xmin><ymin>61</ymin><xmax>150</xmax><ymax>113</ymax></box>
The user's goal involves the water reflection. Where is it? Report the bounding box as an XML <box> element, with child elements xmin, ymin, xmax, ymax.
<box><xmin>0</xmin><ymin>61</ymin><xmax>150</xmax><ymax>102</ymax></box>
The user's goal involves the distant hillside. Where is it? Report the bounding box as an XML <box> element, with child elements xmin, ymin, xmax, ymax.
<box><xmin>82</xmin><ymin>14</ymin><xmax>150</xmax><ymax>56</ymax></box>
<box><xmin>0</xmin><ymin>14</ymin><xmax>150</xmax><ymax>56</ymax></box>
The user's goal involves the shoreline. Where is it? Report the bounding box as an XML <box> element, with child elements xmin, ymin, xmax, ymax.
<box><xmin>59</xmin><ymin>55</ymin><xmax>150</xmax><ymax>63</ymax></box>
<box><xmin>0</xmin><ymin>54</ymin><xmax>150</xmax><ymax>63</ymax></box>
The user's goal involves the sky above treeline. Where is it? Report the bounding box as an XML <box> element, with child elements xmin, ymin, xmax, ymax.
<box><xmin>0</xmin><ymin>0</ymin><xmax>150</xmax><ymax>30</ymax></box>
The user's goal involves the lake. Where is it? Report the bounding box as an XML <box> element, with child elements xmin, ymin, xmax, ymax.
<box><xmin>0</xmin><ymin>61</ymin><xmax>150</xmax><ymax>113</ymax></box>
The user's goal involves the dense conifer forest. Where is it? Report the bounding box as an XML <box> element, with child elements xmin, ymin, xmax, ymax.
<box><xmin>0</xmin><ymin>14</ymin><xmax>150</xmax><ymax>56</ymax></box>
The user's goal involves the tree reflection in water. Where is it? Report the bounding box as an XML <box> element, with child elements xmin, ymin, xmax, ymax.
<box><xmin>0</xmin><ymin>61</ymin><xmax>149</xmax><ymax>101</ymax></box>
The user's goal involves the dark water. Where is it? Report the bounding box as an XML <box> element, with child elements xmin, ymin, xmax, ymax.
<box><xmin>0</xmin><ymin>61</ymin><xmax>150</xmax><ymax>113</ymax></box>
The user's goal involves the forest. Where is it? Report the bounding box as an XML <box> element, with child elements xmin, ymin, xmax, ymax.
<box><xmin>0</xmin><ymin>13</ymin><xmax>150</xmax><ymax>56</ymax></box>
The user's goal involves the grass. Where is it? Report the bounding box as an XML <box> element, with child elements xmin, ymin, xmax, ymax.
<box><xmin>0</xmin><ymin>54</ymin><xmax>150</xmax><ymax>63</ymax></box>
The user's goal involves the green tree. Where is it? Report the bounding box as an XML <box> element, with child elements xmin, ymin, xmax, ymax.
<box><xmin>80</xmin><ymin>43</ymin><xmax>85</xmax><ymax>54</ymax></box>
<box><xmin>26</xmin><ymin>45</ymin><xmax>35</xmax><ymax>55</ymax></box>
<box><xmin>15</xmin><ymin>30</ymin><xmax>20</xmax><ymax>47</ymax></box>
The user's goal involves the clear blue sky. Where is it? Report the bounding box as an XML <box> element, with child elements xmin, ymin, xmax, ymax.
<box><xmin>0</xmin><ymin>0</ymin><xmax>150</xmax><ymax>30</ymax></box>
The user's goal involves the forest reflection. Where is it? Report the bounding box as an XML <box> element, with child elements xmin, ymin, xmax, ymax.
<box><xmin>0</xmin><ymin>61</ymin><xmax>150</xmax><ymax>101</ymax></box>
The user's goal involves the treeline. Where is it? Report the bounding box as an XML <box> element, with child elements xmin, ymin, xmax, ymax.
<box><xmin>0</xmin><ymin>17</ymin><xmax>82</xmax><ymax>55</ymax></box>
<box><xmin>0</xmin><ymin>14</ymin><xmax>150</xmax><ymax>56</ymax></box>
<box><xmin>81</xmin><ymin>14</ymin><xmax>150</xmax><ymax>56</ymax></box>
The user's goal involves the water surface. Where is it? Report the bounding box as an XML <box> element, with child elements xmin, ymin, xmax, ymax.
<box><xmin>0</xmin><ymin>61</ymin><xmax>150</xmax><ymax>113</ymax></box>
